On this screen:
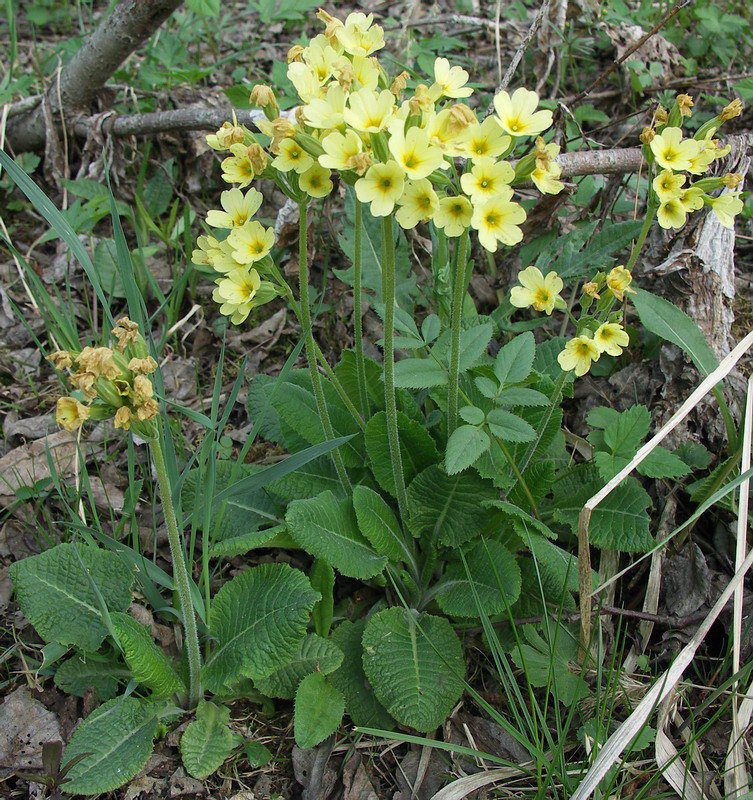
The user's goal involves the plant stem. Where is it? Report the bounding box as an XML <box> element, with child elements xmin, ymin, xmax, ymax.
<box><xmin>150</xmin><ymin>433</ymin><xmax>202</xmax><ymax>708</ymax></box>
<box><xmin>381</xmin><ymin>214</ymin><xmax>408</xmax><ymax>519</ymax></box>
<box><xmin>298</xmin><ymin>201</ymin><xmax>351</xmax><ymax>492</ymax></box>
<box><xmin>353</xmin><ymin>198</ymin><xmax>369</xmax><ymax>418</ymax></box>
<box><xmin>626</xmin><ymin>204</ymin><xmax>657</xmax><ymax>271</ymax></box>
<box><xmin>447</xmin><ymin>230</ymin><xmax>469</xmax><ymax>435</ymax></box>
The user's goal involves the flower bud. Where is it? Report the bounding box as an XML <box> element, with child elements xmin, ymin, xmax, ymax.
<box><xmin>250</xmin><ymin>85</ymin><xmax>279</xmax><ymax>120</ymax></box>
<box><xmin>720</xmin><ymin>99</ymin><xmax>743</xmax><ymax>121</ymax></box>
<box><xmin>247</xmin><ymin>143</ymin><xmax>268</xmax><ymax>174</ymax></box>
<box><xmin>723</xmin><ymin>173</ymin><xmax>743</xmax><ymax>189</ymax></box>
<box><xmin>56</xmin><ymin>397</ymin><xmax>89</xmax><ymax>432</ymax></box>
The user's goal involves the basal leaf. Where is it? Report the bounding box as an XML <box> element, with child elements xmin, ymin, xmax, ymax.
<box><xmin>9</xmin><ymin>543</ymin><xmax>133</xmax><ymax>651</ymax></box>
<box><xmin>62</xmin><ymin>697</ymin><xmax>163</xmax><ymax>795</ymax></box>
<box><xmin>180</xmin><ymin>700</ymin><xmax>239</xmax><ymax>779</ymax></box>
<box><xmin>54</xmin><ymin>655</ymin><xmax>126</xmax><ymax>701</ymax></box>
<box><xmin>362</xmin><ymin>608</ymin><xmax>465</xmax><ymax>732</ymax></box>
<box><xmin>255</xmin><ymin>634</ymin><xmax>343</xmax><ymax>699</ymax></box>
<box><xmin>352</xmin><ymin>485</ymin><xmax>410</xmax><ymax>563</ymax></box>
<box><xmin>111</xmin><ymin>613</ymin><xmax>185</xmax><ymax>697</ymax></box>
<box><xmin>203</xmin><ymin>564</ymin><xmax>319</xmax><ymax>693</ymax></box>
<box><xmin>294</xmin><ymin>673</ymin><xmax>345</xmax><ymax>749</ymax></box>
<box><xmin>265</xmin><ymin>455</ymin><xmax>343</xmax><ymax>501</ymax></box>
<box><xmin>286</xmin><ymin>491</ymin><xmax>388</xmax><ymax>579</ymax></box>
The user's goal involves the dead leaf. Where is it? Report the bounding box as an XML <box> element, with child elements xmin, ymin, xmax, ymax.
<box><xmin>663</xmin><ymin>544</ymin><xmax>710</xmax><ymax>617</ymax></box>
<box><xmin>342</xmin><ymin>754</ymin><xmax>378</xmax><ymax>800</ymax></box>
<box><xmin>0</xmin><ymin>688</ymin><xmax>62</xmax><ymax>774</ymax></box>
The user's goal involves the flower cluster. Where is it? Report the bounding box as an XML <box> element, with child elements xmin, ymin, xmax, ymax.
<box><xmin>48</xmin><ymin>318</ymin><xmax>160</xmax><ymax>439</ymax></box>
<box><xmin>642</xmin><ymin>95</ymin><xmax>745</xmax><ymax>230</ymax></box>
<box><xmin>196</xmin><ymin>8</ymin><xmax>566</xmax><ymax>323</ymax></box>
<box><xmin>509</xmin><ymin>264</ymin><xmax>634</xmax><ymax>377</ymax></box>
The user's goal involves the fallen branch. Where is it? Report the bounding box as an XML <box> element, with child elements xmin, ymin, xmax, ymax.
<box><xmin>5</xmin><ymin>0</ymin><xmax>183</xmax><ymax>153</ymax></box>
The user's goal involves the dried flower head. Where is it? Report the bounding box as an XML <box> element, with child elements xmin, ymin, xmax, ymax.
<box><xmin>720</xmin><ymin>99</ymin><xmax>743</xmax><ymax>121</ymax></box>
<box><xmin>583</xmin><ymin>281</ymin><xmax>601</xmax><ymax>299</ymax></box>
<box><xmin>56</xmin><ymin>397</ymin><xmax>90</xmax><ymax>432</ymax></box>
<box><xmin>723</xmin><ymin>173</ymin><xmax>743</xmax><ymax>189</ymax></box>
<box><xmin>129</xmin><ymin>356</ymin><xmax>158</xmax><ymax>374</ymax></box>
<box><xmin>390</xmin><ymin>71</ymin><xmax>409</xmax><ymax>98</ymax></box>
<box><xmin>676</xmin><ymin>94</ymin><xmax>694</xmax><ymax>117</ymax></box>
<box><xmin>47</xmin><ymin>350</ymin><xmax>73</xmax><ymax>370</ymax></box>
<box><xmin>654</xmin><ymin>105</ymin><xmax>668</xmax><ymax>125</ymax></box>
<box><xmin>639</xmin><ymin>126</ymin><xmax>655</xmax><ymax>145</ymax></box>
<box><xmin>70</xmin><ymin>371</ymin><xmax>97</xmax><ymax>400</ymax></box>
<box><xmin>114</xmin><ymin>406</ymin><xmax>132</xmax><ymax>430</ymax></box>
<box><xmin>112</xmin><ymin>317</ymin><xmax>140</xmax><ymax>351</ymax></box>
<box><xmin>76</xmin><ymin>346</ymin><xmax>120</xmax><ymax>380</ymax></box>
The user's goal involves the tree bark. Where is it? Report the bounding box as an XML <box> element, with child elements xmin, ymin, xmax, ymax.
<box><xmin>5</xmin><ymin>0</ymin><xmax>183</xmax><ymax>153</ymax></box>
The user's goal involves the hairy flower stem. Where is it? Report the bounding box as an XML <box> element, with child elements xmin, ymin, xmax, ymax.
<box><xmin>626</xmin><ymin>204</ymin><xmax>657</xmax><ymax>270</ymax></box>
<box><xmin>381</xmin><ymin>214</ymin><xmax>408</xmax><ymax>520</ymax></box>
<box><xmin>298</xmin><ymin>202</ymin><xmax>351</xmax><ymax>492</ymax></box>
<box><xmin>150</xmin><ymin>434</ymin><xmax>202</xmax><ymax>708</ymax></box>
<box><xmin>353</xmin><ymin>199</ymin><xmax>369</xmax><ymax>418</ymax></box>
<box><xmin>447</xmin><ymin>230</ymin><xmax>470</xmax><ymax>435</ymax></box>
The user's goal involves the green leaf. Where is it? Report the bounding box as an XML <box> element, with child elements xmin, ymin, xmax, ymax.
<box><xmin>111</xmin><ymin>613</ymin><xmax>184</xmax><ymax>697</ymax></box>
<box><xmin>445</xmin><ymin>425</ymin><xmax>491</xmax><ymax>474</ymax></box>
<box><xmin>493</xmin><ymin>332</ymin><xmax>535</xmax><ymax>386</ymax></box>
<box><xmin>459</xmin><ymin>405</ymin><xmax>485</xmax><ymax>425</ymax></box>
<box><xmin>486</xmin><ymin>409</ymin><xmax>536</xmax><ymax>442</ymax></box>
<box><xmin>270</xmin><ymin>382</ymin><xmax>363</xmax><ymax>466</ymax></box>
<box><xmin>62</xmin><ymin>697</ymin><xmax>163</xmax><ymax>795</ymax></box>
<box><xmin>432</xmin><ymin>322</ymin><xmax>494</xmax><ymax>371</ymax></box>
<box><xmin>494</xmin><ymin>387</ymin><xmax>549</xmax><ymax>407</ymax></box>
<box><xmin>244</xmin><ymin>741</ymin><xmax>273</xmax><ymax>767</ymax></box>
<box><xmin>329</xmin><ymin>620</ymin><xmax>394</xmax><ymax>728</ymax></box>
<box><xmin>202</xmin><ymin>563</ymin><xmax>319</xmax><ymax>693</ymax></box>
<box><xmin>255</xmin><ymin>634</ymin><xmax>344</xmax><ymax>699</ymax></box>
<box><xmin>602</xmin><ymin>405</ymin><xmax>650</xmax><ymax>456</ymax></box>
<box><xmin>552</xmin><ymin>465</ymin><xmax>653</xmax><ymax>552</ymax></box>
<box><xmin>436</xmin><ymin>540</ymin><xmax>521</xmax><ymax>617</ymax></box>
<box><xmin>633</xmin><ymin>288</ymin><xmax>718</xmax><ymax>375</ymax></box>
<box><xmin>186</xmin><ymin>0</ymin><xmax>220</xmax><ymax>16</ymax></box>
<box><xmin>393</xmin><ymin>359</ymin><xmax>448</xmax><ymax>389</ymax></box>
<box><xmin>362</xmin><ymin>608</ymin><xmax>465</xmax><ymax>732</ymax></box>
<box><xmin>481</xmin><ymin>499</ymin><xmax>556</xmax><ymax>539</ymax></box>
<box><xmin>310</xmin><ymin>559</ymin><xmax>335</xmax><ymax>638</ymax></box>
<box><xmin>294</xmin><ymin>673</ymin><xmax>345</xmax><ymax>749</ymax></box>
<box><xmin>180</xmin><ymin>700</ymin><xmax>239</xmax><ymax>779</ymax></box>
<box><xmin>407</xmin><ymin>465</ymin><xmax>496</xmax><ymax>546</ymax></box>
<box><xmin>208</xmin><ymin>527</ymin><xmax>291</xmax><ymax>559</ymax></box>
<box><xmin>475</xmin><ymin>376</ymin><xmax>500</xmax><ymax>398</ymax></box>
<box><xmin>54</xmin><ymin>655</ymin><xmax>125</xmax><ymax>701</ymax></box>
<box><xmin>286</xmin><ymin>491</ymin><xmax>388</xmax><ymax>579</ymax></box>
<box><xmin>9</xmin><ymin>543</ymin><xmax>134</xmax><ymax>650</ymax></box>
<box><xmin>265</xmin><ymin>455</ymin><xmax>343</xmax><ymax>501</ymax></box>
<box><xmin>365</xmin><ymin>411</ymin><xmax>439</xmax><ymax>497</ymax></box>
<box><xmin>352</xmin><ymin>485</ymin><xmax>410</xmax><ymax>563</ymax></box>
<box><xmin>334</xmin><ymin>349</ymin><xmax>384</xmax><ymax>413</ymax></box>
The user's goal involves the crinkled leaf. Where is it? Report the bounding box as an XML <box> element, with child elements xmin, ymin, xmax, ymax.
<box><xmin>362</xmin><ymin>608</ymin><xmax>465</xmax><ymax>732</ymax></box>
<box><xmin>54</xmin><ymin>655</ymin><xmax>125</xmax><ymax>701</ymax></box>
<box><xmin>203</xmin><ymin>563</ymin><xmax>319</xmax><ymax>693</ymax></box>
<box><xmin>9</xmin><ymin>543</ymin><xmax>133</xmax><ymax>650</ymax></box>
<box><xmin>111</xmin><ymin>613</ymin><xmax>184</xmax><ymax>697</ymax></box>
<box><xmin>352</xmin><ymin>485</ymin><xmax>409</xmax><ymax>563</ymax></box>
<box><xmin>294</xmin><ymin>673</ymin><xmax>344</xmax><ymax>749</ymax></box>
<box><xmin>255</xmin><ymin>634</ymin><xmax>343</xmax><ymax>699</ymax></box>
<box><xmin>62</xmin><ymin>697</ymin><xmax>163</xmax><ymax>795</ymax></box>
<box><xmin>180</xmin><ymin>700</ymin><xmax>239</xmax><ymax>779</ymax></box>
<box><xmin>286</xmin><ymin>491</ymin><xmax>387</xmax><ymax>579</ymax></box>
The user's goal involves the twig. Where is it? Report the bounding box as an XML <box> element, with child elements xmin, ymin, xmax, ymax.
<box><xmin>5</xmin><ymin>0</ymin><xmax>184</xmax><ymax>152</ymax></box>
<box><xmin>567</xmin><ymin>0</ymin><xmax>693</xmax><ymax>107</ymax></box>
<box><xmin>486</xmin><ymin>0</ymin><xmax>554</xmax><ymax>115</ymax></box>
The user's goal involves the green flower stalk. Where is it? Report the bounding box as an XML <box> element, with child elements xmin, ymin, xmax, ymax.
<box><xmin>447</xmin><ymin>230</ymin><xmax>469</xmax><ymax>434</ymax></box>
<box><xmin>353</xmin><ymin>198</ymin><xmax>369</xmax><ymax>418</ymax></box>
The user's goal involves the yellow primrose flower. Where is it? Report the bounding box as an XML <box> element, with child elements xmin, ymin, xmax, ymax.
<box><xmin>272</xmin><ymin>138</ymin><xmax>314</xmax><ymax>174</ymax></box>
<box><xmin>652</xmin><ymin>169</ymin><xmax>685</xmax><ymax>201</ymax></box>
<box><xmin>388</xmin><ymin>122</ymin><xmax>446</xmax><ymax>180</ymax></box>
<box><xmin>221</xmin><ymin>144</ymin><xmax>257</xmax><ymax>187</ymax></box>
<box><xmin>227</xmin><ymin>220</ymin><xmax>275</xmax><ymax>264</ymax></box>
<box><xmin>606</xmin><ymin>265</ymin><xmax>636</xmax><ymax>301</ymax></box>
<box><xmin>434</xmin><ymin>196</ymin><xmax>473</xmax><ymax>237</ymax></box>
<box><xmin>531</xmin><ymin>141</ymin><xmax>564</xmax><ymax>195</ymax></box>
<box><xmin>509</xmin><ymin>266</ymin><xmax>564</xmax><ymax>315</ymax></box>
<box><xmin>395</xmin><ymin>179</ymin><xmax>439</xmax><ymax>229</ymax></box>
<box><xmin>303</xmin><ymin>83</ymin><xmax>346</xmax><ymax>129</ymax></box>
<box><xmin>460</xmin><ymin>117</ymin><xmax>511</xmax><ymax>162</ymax></box>
<box><xmin>207</xmin><ymin>238</ymin><xmax>246</xmax><ymax>274</ymax></box>
<box><xmin>460</xmin><ymin>156</ymin><xmax>514</xmax><ymax>202</ymax></box>
<box><xmin>723</xmin><ymin>173</ymin><xmax>743</xmax><ymax>189</ymax></box>
<box><xmin>344</xmin><ymin>88</ymin><xmax>396</xmax><ymax>133</ymax></box>
<box><xmin>686</xmin><ymin>144</ymin><xmax>717</xmax><ymax>176</ymax></box>
<box><xmin>299</xmin><ymin>164</ymin><xmax>333</xmax><ymax>198</ymax></box>
<box><xmin>676</xmin><ymin>187</ymin><xmax>703</xmax><ymax>212</ymax></box>
<box><xmin>354</xmin><ymin>160</ymin><xmax>406</xmax><ymax>217</ymax></box>
<box><xmin>557</xmin><ymin>335</ymin><xmax>600</xmax><ymax>377</ymax></box>
<box><xmin>708</xmin><ymin>193</ymin><xmax>744</xmax><ymax>228</ymax></box>
<box><xmin>206</xmin><ymin>188</ymin><xmax>263</xmax><ymax>229</ymax></box>
<box><xmin>470</xmin><ymin>191</ymin><xmax>526</xmax><ymax>252</ymax></box>
<box><xmin>493</xmin><ymin>88</ymin><xmax>553</xmax><ymax>137</ymax></box>
<box><xmin>649</xmin><ymin>127</ymin><xmax>699</xmax><ymax>171</ymax></box>
<box><xmin>287</xmin><ymin>62</ymin><xmax>323</xmax><ymax>103</ymax></box>
<box><xmin>319</xmin><ymin>129</ymin><xmax>363</xmax><ymax>171</ymax></box>
<box><xmin>354</xmin><ymin>55</ymin><xmax>381</xmax><ymax>90</ymax></box>
<box><xmin>336</xmin><ymin>12</ymin><xmax>385</xmax><ymax>56</ymax></box>
<box><xmin>302</xmin><ymin>37</ymin><xmax>340</xmax><ymax>83</ymax></box>
<box><xmin>56</xmin><ymin>397</ymin><xmax>90</xmax><ymax>432</ymax></box>
<box><xmin>212</xmin><ymin>268</ymin><xmax>263</xmax><ymax>324</ymax></box>
<box><xmin>594</xmin><ymin>323</ymin><xmax>629</xmax><ymax>357</ymax></box>
<box><xmin>429</xmin><ymin>57</ymin><xmax>472</xmax><ymax>100</ymax></box>
<box><xmin>206</xmin><ymin>120</ymin><xmax>247</xmax><ymax>151</ymax></box>
<box><xmin>657</xmin><ymin>197</ymin><xmax>687</xmax><ymax>229</ymax></box>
